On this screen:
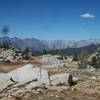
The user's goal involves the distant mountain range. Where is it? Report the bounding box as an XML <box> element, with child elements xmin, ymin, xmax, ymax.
<box><xmin>0</xmin><ymin>36</ymin><xmax>100</xmax><ymax>51</ymax></box>
<box><xmin>61</xmin><ymin>44</ymin><xmax>99</xmax><ymax>56</ymax></box>
<box><xmin>41</xmin><ymin>39</ymin><xmax>100</xmax><ymax>49</ymax></box>
<box><xmin>0</xmin><ymin>37</ymin><xmax>48</xmax><ymax>51</ymax></box>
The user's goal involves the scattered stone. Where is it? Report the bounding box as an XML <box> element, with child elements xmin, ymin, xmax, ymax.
<box><xmin>73</xmin><ymin>77</ymin><xmax>79</xmax><ymax>82</ymax></box>
<box><xmin>0</xmin><ymin>93</ymin><xmax>8</xmax><ymax>98</ymax></box>
<box><xmin>47</xmin><ymin>86</ymin><xmax>69</xmax><ymax>92</ymax></box>
<box><xmin>25</xmin><ymin>81</ymin><xmax>43</xmax><ymax>90</ymax></box>
<box><xmin>9</xmin><ymin>89</ymin><xmax>26</xmax><ymax>97</ymax></box>
<box><xmin>36</xmin><ymin>88</ymin><xmax>45</xmax><ymax>93</ymax></box>
<box><xmin>0</xmin><ymin>97</ymin><xmax>15</xmax><ymax>100</ymax></box>
<box><xmin>55</xmin><ymin>94</ymin><xmax>59</xmax><ymax>98</ymax></box>
<box><xmin>90</xmin><ymin>76</ymin><xmax>97</xmax><ymax>80</ymax></box>
<box><xmin>31</xmin><ymin>90</ymin><xmax>40</xmax><ymax>94</ymax></box>
<box><xmin>8</xmin><ymin>88</ymin><xmax>19</xmax><ymax>93</ymax></box>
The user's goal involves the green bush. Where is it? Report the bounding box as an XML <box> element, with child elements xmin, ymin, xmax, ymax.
<box><xmin>91</xmin><ymin>56</ymin><xmax>100</xmax><ymax>69</ymax></box>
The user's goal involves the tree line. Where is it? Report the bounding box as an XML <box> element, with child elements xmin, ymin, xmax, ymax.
<box><xmin>0</xmin><ymin>41</ymin><xmax>12</xmax><ymax>49</ymax></box>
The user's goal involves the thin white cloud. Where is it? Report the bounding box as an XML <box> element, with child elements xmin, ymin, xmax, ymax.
<box><xmin>80</xmin><ymin>13</ymin><xmax>95</xmax><ymax>18</ymax></box>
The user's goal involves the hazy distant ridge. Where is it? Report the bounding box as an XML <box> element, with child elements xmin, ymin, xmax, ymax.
<box><xmin>0</xmin><ymin>37</ymin><xmax>100</xmax><ymax>51</ymax></box>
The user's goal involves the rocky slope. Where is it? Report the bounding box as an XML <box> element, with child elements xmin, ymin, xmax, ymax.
<box><xmin>0</xmin><ymin>61</ymin><xmax>100</xmax><ymax>100</ymax></box>
<box><xmin>0</xmin><ymin>48</ymin><xmax>32</xmax><ymax>63</ymax></box>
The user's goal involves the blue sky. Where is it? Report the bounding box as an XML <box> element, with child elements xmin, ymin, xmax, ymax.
<box><xmin>0</xmin><ymin>0</ymin><xmax>100</xmax><ymax>40</ymax></box>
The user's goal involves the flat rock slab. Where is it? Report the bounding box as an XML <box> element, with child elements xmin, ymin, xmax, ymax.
<box><xmin>0</xmin><ymin>73</ymin><xmax>14</xmax><ymax>92</ymax></box>
<box><xmin>7</xmin><ymin>64</ymin><xmax>41</xmax><ymax>84</ymax></box>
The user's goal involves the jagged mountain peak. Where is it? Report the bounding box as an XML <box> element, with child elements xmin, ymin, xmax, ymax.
<box><xmin>0</xmin><ymin>37</ymin><xmax>100</xmax><ymax>51</ymax></box>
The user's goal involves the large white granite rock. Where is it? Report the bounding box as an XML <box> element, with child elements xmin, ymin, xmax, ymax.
<box><xmin>39</xmin><ymin>54</ymin><xmax>62</xmax><ymax>65</ymax></box>
<box><xmin>0</xmin><ymin>73</ymin><xmax>14</xmax><ymax>92</ymax></box>
<box><xmin>50</xmin><ymin>73</ymin><xmax>72</xmax><ymax>86</ymax></box>
<box><xmin>6</xmin><ymin>63</ymin><xmax>75</xmax><ymax>88</ymax></box>
<box><xmin>7</xmin><ymin>64</ymin><xmax>41</xmax><ymax>84</ymax></box>
<box><xmin>40</xmin><ymin>69</ymin><xmax>50</xmax><ymax>85</ymax></box>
